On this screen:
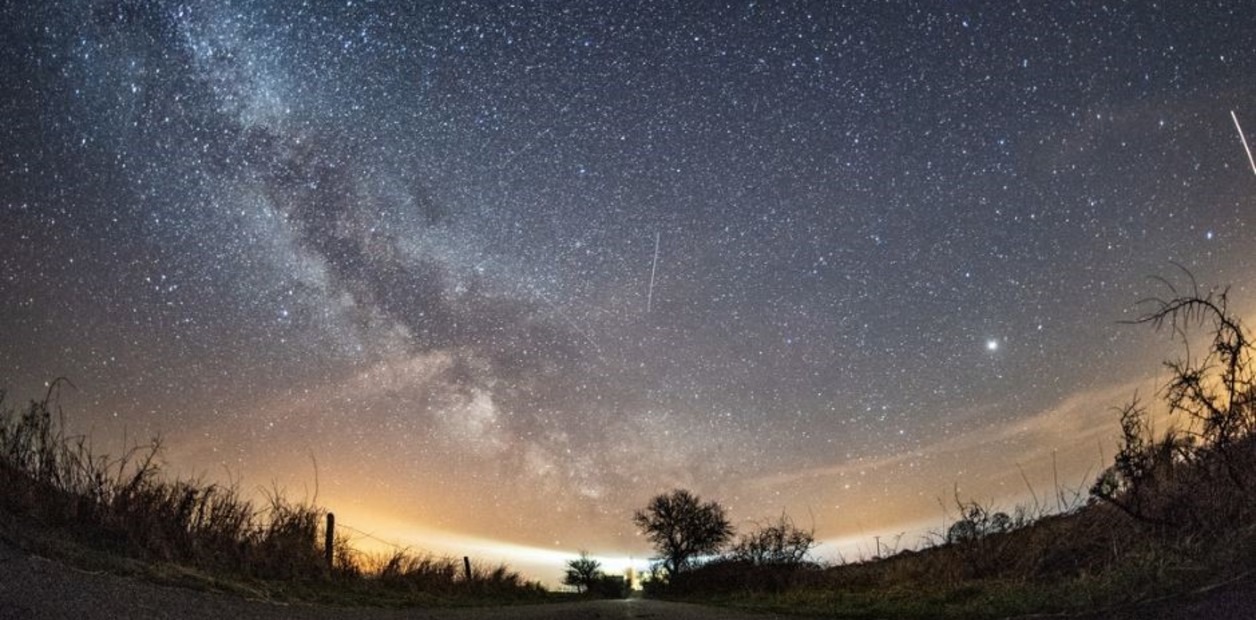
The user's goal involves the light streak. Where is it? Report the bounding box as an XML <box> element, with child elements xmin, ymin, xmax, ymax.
<box><xmin>1230</xmin><ymin>110</ymin><xmax>1256</xmax><ymax>179</ymax></box>
<box><xmin>647</xmin><ymin>231</ymin><xmax>659</xmax><ymax>313</ymax></box>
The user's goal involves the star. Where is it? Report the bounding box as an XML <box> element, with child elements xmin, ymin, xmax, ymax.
<box><xmin>1</xmin><ymin>0</ymin><xmax>1252</xmax><ymax>585</ymax></box>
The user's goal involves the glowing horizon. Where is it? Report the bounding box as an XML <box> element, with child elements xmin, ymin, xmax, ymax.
<box><xmin>5</xmin><ymin>0</ymin><xmax>1256</xmax><ymax>591</ymax></box>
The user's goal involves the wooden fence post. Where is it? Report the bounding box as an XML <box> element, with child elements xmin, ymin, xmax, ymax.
<box><xmin>325</xmin><ymin>513</ymin><xmax>335</xmax><ymax>572</ymax></box>
<box><xmin>463</xmin><ymin>556</ymin><xmax>473</xmax><ymax>582</ymax></box>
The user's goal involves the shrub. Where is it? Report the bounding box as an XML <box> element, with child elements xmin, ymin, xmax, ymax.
<box><xmin>731</xmin><ymin>513</ymin><xmax>816</xmax><ymax>566</ymax></box>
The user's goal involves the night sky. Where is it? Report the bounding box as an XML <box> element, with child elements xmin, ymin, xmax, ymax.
<box><xmin>4</xmin><ymin>1</ymin><xmax>1256</xmax><ymax>578</ymax></box>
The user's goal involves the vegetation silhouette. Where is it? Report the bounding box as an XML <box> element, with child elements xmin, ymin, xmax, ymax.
<box><xmin>0</xmin><ymin>380</ymin><xmax>543</xmax><ymax>605</ymax></box>
<box><xmin>627</xmin><ymin>275</ymin><xmax>1256</xmax><ymax>617</ymax></box>
<box><xmin>562</xmin><ymin>551</ymin><xmax>602</xmax><ymax>594</ymax></box>
<box><xmin>1093</xmin><ymin>275</ymin><xmax>1256</xmax><ymax>533</ymax></box>
<box><xmin>730</xmin><ymin>513</ymin><xmax>817</xmax><ymax>566</ymax></box>
<box><xmin>561</xmin><ymin>551</ymin><xmax>628</xmax><ymax>598</ymax></box>
<box><xmin>633</xmin><ymin>488</ymin><xmax>734</xmax><ymax>578</ymax></box>
<box><xmin>632</xmin><ymin>490</ymin><xmax>818</xmax><ymax>596</ymax></box>
<box><xmin>7</xmin><ymin>272</ymin><xmax>1256</xmax><ymax>615</ymax></box>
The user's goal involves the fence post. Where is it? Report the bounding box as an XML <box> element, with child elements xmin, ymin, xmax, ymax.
<box><xmin>463</xmin><ymin>556</ymin><xmax>473</xmax><ymax>582</ymax></box>
<box><xmin>325</xmin><ymin>513</ymin><xmax>335</xmax><ymax>572</ymax></box>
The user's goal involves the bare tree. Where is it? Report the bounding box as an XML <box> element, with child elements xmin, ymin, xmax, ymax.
<box><xmin>1091</xmin><ymin>272</ymin><xmax>1256</xmax><ymax>527</ymax></box>
<box><xmin>1130</xmin><ymin>277</ymin><xmax>1255</xmax><ymax>472</ymax></box>
<box><xmin>731</xmin><ymin>513</ymin><xmax>815</xmax><ymax>566</ymax></box>
<box><xmin>633</xmin><ymin>489</ymin><xmax>733</xmax><ymax>577</ymax></box>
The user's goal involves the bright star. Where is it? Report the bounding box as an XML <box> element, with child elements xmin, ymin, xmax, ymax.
<box><xmin>986</xmin><ymin>339</ymin><xmax>999</xmax><ymax>351</ymax></box>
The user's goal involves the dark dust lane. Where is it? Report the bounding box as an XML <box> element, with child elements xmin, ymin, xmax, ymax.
<box><xmin>0</xmin><ymin>539</ymin><xmax>805</xmax><ymax>620</ymax></box>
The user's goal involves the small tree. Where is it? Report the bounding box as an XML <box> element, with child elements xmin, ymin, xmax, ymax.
<box><xmin>633</xmin><ymin>489</ymin><xmax>733</xmax><ymax>577</ymax></box>
<box><xmin>562</xmin><ymin>551</ymin><xmax>603</xmax><ymax>594</ymax></box>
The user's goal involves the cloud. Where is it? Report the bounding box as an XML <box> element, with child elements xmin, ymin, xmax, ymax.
<box><xmin>746</xmin><ymin>375</ymin><xmax>1157</xmax><ymax>491</ymax></box>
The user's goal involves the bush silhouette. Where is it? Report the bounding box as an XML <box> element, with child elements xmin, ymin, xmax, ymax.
<box><xmin>731</xmin><ymin>513</ymin><xmax>815</xmax><ymax>566</ymax></box>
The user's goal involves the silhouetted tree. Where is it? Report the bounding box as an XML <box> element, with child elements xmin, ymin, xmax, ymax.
<box><xmin>731</xmin><ymin>513</ymin><xmax>815</xmax><ymax>565</ymax></box>
<box><xmin>633</xmin><ymin>489</ymin><xmax>733</xmax><ymax>577</ymax></box>
<box><xmin>1131</xmin><ymin>280</ymin><xmax>1255</xmax><ymax>480</ymax></box>
<box><xmin>1089</xmin><ymin>274</ymin><xmax>1256</xmax><ymax>529</ymax></box>
<box><xmin>562</xmin><ymin>551</ymin><xmax>603</xmax><ymax>593</ymax></box>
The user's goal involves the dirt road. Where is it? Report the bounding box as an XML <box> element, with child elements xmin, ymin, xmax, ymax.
<box><xmin>0</xmin><ymin>539</ymin><xmax>802</xmax><ymax>620</ymax></box>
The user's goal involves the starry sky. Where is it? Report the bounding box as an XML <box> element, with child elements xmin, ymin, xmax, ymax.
<box><xmin>4</xmin><ymin>1</ymin><xmax>1256</xmax><ymax>579</ymax></box>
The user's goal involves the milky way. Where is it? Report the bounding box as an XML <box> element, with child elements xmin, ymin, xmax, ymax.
<box><xmin>4</xmin><ymin>1</ymin><xmax>1256</xmax><ymax>575</ymax></box>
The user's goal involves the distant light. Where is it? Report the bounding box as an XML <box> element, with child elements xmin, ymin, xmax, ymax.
<box><xmin>1205</xmin><ymin>230</ymin><xmax>1215</xmax><ymax>240</ymax></box>
<box><xmin>986</xmin><ymin>339</ymin><xmax>999</xmax><ymax>351</ymax></box>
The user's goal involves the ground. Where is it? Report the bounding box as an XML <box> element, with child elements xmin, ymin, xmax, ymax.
<box><xmin>0</xmin><ymin>537</ymin><xmax>806</xmax><ymax>619</ymax></box>
<box><xmin>4</xmin><ymin>536</ymin><xmax>1256</xmax><ymax>619</ymax></box>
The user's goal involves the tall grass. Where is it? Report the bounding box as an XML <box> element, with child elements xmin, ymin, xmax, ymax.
<box><xmin>366</xmin><ymin>550</ymin><xmax>533</xmax><ymax>597</ymax></box>
<box><xmin>0</xmin><ymin>379</ymin><xmax>542</xmax><ymax>601</ymax></box>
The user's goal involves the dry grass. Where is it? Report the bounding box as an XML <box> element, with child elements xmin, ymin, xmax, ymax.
<box><xmin>669</xmin><ymin>492</ymin><xmax>1254</xmax><ymax>618</ymax></box>
<box><xmin>363</xmin><ymin>549</ymin><xmax>532</xmax><ymax>597</ymax></box>
<box><xmin>0</xmin><ymin>380</ymin><xmax>544</xmax><ymax>604</ymax></box>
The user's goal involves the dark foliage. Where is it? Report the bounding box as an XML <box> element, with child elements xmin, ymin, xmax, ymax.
<box><xmin>562</xmin><ymin>551</ymin><xmax>602</xmax><ymax>594</ymax></box>
<box><xmin>633</xmin><ymin>489</ymin><xmax>734</xmax><ymax>578</ymax></box>
<box><xmin>590</xmin><ymin>574</ymin><xmax>628</xmax><ymax>599</ymax></box>
<box><xmin>730</xmin><ymin>513</ymin><xmax>816</xmax><ymax>566</ymax></box>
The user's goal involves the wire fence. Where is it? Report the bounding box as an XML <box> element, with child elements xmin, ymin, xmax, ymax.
<box><xmin>334</xmin><ymin>519</ymin><xmax>413</xmax><ymax>553</ymax></box>
<box><xmin>321</xmin><ymin>514</ymin><xmax>478</xmax><ymax>580</ymax></box>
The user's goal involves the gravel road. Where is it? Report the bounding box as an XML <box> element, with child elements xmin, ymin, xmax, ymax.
<box><xmin>0</xmin><ymin>539</ymin><xmax>805</xmax><ymax>620</ymax></box>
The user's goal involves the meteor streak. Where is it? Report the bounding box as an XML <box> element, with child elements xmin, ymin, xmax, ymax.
<box><xmin>1231</xmin><ymin>110</ymin><xmax>1256</xmax><ymax>179</ymax></box>
<box><xmin>647</xmin><ymin>231</ymin><xmax>660</xmax><ymax>314</ymax></box>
